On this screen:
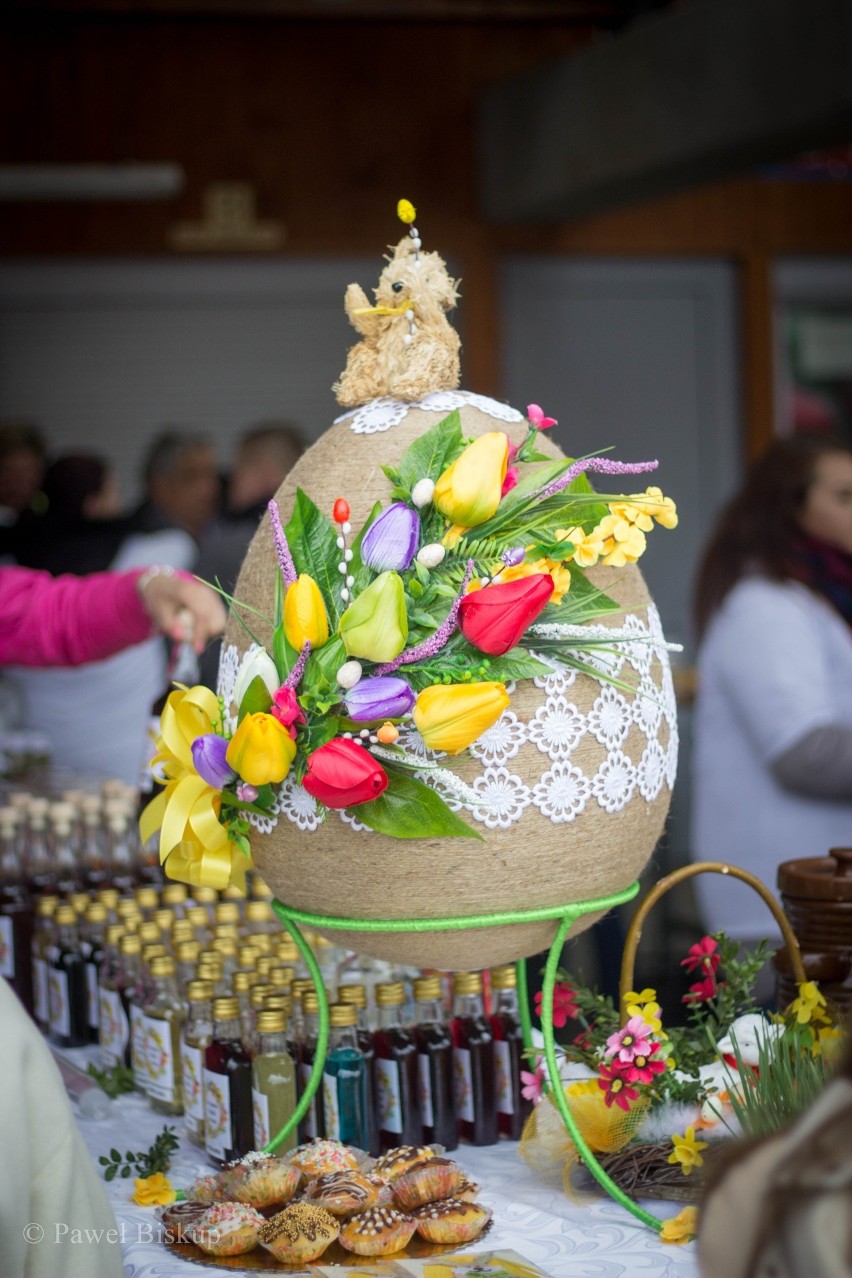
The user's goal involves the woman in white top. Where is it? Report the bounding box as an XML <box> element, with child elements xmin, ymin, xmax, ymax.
<box><xmin>691</xmin><ymin>435</ymin><xmax>852</xmax><ymax>943</ymax></box>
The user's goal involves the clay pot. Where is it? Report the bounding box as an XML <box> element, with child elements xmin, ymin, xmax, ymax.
<box><xmin>774</xmin><ymin>848</ymin><xmax>852</xmax><ymax>1010</ymax></box>
<box><xmin>223</xmin><ymin>397</ymin><xmax>676</xmax><ymax>970</ymax></box>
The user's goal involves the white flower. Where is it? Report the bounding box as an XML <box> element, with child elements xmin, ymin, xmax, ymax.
<box><xmin>637</xmin><ymin>739</ymin><xmax>666</xmax><ymax>802</ymax></box>
<box><xmin>531</xmin><ymin>651</ymin><xmax>577</xmax><ymax>693</ymax></box>
<box><xmin>469</xmin><ymin>710</ymin><xmax>527</xmax><ymax>763</ymax></box>
<box><xmin>469</xmin><ymin>766</ymin><xmax>531</xmax><ymax>830</ymax></box>
<box><xmin>591</xmin><ymin>749</ymin><xmax>636</xmax><ymax>813</ymax></box>
<box><xmin>233</xmin><ymin>645</ymin><xmax>280</xmax><ymax>709</ymax></box>
<box><xmin>336</xmin><ymin>660</ymin><xmax>363</xmax><ymax>689</ymax></box>
<box><xmin>587</xmin><ymin>685</ymin><xmax>631</xmax><ymax>750</ymax></box>
<box><xmin>416</xmin><ymin>542</ymin><xmax>445</xmax><ymax>568</ymax></box>
<box><xmin>632</xmin><ymin>676</ymin><xmax>663</xmax><ymax>738</ymax></box>
<box><xmin>411</xmin><ymin>478</ymin><xmax>436</xmax><ymax>508</ymax></box>
<box><xmin>532</xmin><ymin>763</ymin><xmax>590</xmax><ymax>823</ymax></box>
<box><xmin>278</xmin><ymin>777</ymin><xmax>324</xmax><ymax>832</ymax></box>
<box><xmin>527</xmin><ymin>694</ymin><xmax>586</xmax><ymax>761</ymax></box>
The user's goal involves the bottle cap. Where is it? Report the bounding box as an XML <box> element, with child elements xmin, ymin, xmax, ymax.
<box><xmin>276</xmin><ymin>940</ymin><xmax>299</xmax><ymax>963</ymax></box>
<box><xmin>154</xmin><ymin>908</ymin><xmax>174</xmax><ymax>931</ymax></box>
<box><xmin>176</xmin><ymin>940</ymin><xmax>201</xmax><ymax>962</ymax></box>
<box><xmin>376</xmin><ymin>982</ymin><xmax>405</xmax><ymax>1006</ymax></box>
<box><xmin>453</xmin><ymin>971</ymin><xmax>482</xmax><ymax>996</ymax></box>
<box><xmin>291</xmin><ymin>979</ymin><xmax>314</xmax><ymax>999</ymax></box>
<box><xmin>186</xmin><ymin>906</ymin><xmax>209</xmax><ymax>928</ymax></box>
<box><xmin>134</xmin><ymin>887</ymin><xmax>159</xmax><ymax>909</ymax></box>
<box><xmin>138</xmin><ymin>922</ymin><xmax>161</xmax><ymax>945</ymax></box>
<box><xmin>251</xmin><ymin>933</ymin><xmax>273</xmax><ymax>953</ymax></box>
<box><xmin>150</xmin><ymin>955</ymin><xmax>175</xmax><ymax>978</ymax></box>
<box><xmin>142</xmin><ymin>943</ymin><xmax>167</xmax><ymax>964</ymax></box>
<box><xmin>192</xmin><ymin>887</ymin><xmax>217</xmax><ymax>906</ymax></box>
<box><xmin>413</xmin><ymin>976</ymin><xmax>443</xmax><ymax>1002</ymax></box>
<box><xmin>120</xmin><ymin>934</ymin><xmax>141</xmax><ymax>954</ymax></box>
<box><xmin>264</xmin><ymin>993</ymin><xmax>291</xmax><ymax>1013</ymax></box>
<box><xmin>171</xmin><ymin>920</ymin><xmax>194</xmax><ymax>945</ymax></box>
<box><xmin>329</xmin><ymin>1003</ymin><xmax>357</xmax><ymax>1028</ymax></box>
<box><xmin>214</xmin><ymin>922</ymin><xmax>240</xmax><ymax>939</ymax></box>
<box><xmin>338</xmin><ymin>983</ymin><xmax>367</xmax><ymax>1007</ymax></box>
<box><xmin>257</xmin><ymin>1009</ymin><xmax>287</xmax><ymax>1034</ymax></box>
<box><xmin>85</xmin><ymin>903</ymin><xmax>108</xmax><ymax>924</ymax></box>
<box><xmin>256</xmin><ymin>957</ymin><xmax>274</xmax><ymax>978</ymax></box>
<box><xmin>233</xmin><ymin>970</ymin><xmax>254</xmax><ymax>993</ymax></box>
<box><xmin>105</xmin><ymin>924</ymin><xmax>124</xmax><ymax>946</ymax></box>
<box><xmin>251</xmin><ymin>983</ymin><xmax>274</xmax><ymax>1009</ymax></box>
<box><xmin>246</xmin><ymin>901</ymin><xmax>272</xmax><ymax>922</ymax></box>
<box><xmin>186</xmin><ymin>980</ymin><xmax>214</xmax><ymax>1003</ymax></box>
<box><xmin>213</xmin><ymin>937</ymin><xmax>237</xmax><ymax>957</ymax></box>
<box><xmin>55</xmin><ymin>905</ymin><xmax>77</xmax><ymax>926</ymax></box>
<box><xmin>270</xmin><ymin>966</ymin><xmax>295</xmax><ymax>988</ymax></box>
<box><xmin>162</xmin><ymin>884</ymin><xmax>188</xmax><ymax>907</ymax></box>
<box><xmin>237</xmin><ymin>946</ymin><xmax>260</xmax><ymax>969</ymax></box>
<box><xmin>251</xmin><ymin>877</ymin><xmax>273</xmax><ymax>899</ymax></box>
<box><xmin>98</xmin><ymin>888</ymin><xmax>119</xmax><ymax>909</ymax></box>
<box><xmin>302</xmin><ymin>991</ymin><xmax>320</xmax><ymax>1013</ymax></box>
<box><xmin>212</xmin><ymin>996</ymin><xmax>240</xmax><ymax>1020</ymax></box>
<box><xmin>490</xmin><ymin>964</ymin><xmax>517</xmax><ymax>989</ymax></box>
<box><xmin>116</xmin><ymin>899</ymin><xmax>139</xmax><ymax>919</ymax></box>
<box><xmin>69</xmin><ymin>893</ymin><xmax>90</xmax><ymax>915</ymax></box>
<box><xmin>36</xmin><ymin>896</ymin><xmax>58</xmax><ymax>917</ymax></box>
<box><xmin>221</xmin><ymin>885</ymin><xmax>244</xmax><ymax>902</ymax></box>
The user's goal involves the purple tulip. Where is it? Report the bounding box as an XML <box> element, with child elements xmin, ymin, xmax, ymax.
<box><xmin>344</xmin><ymin>676</ymin><xmax>416</xmax><ymax>722</ymax></box>
<box><xmin>360</xmin><ymin>502</ymin><xmax>420</xmax><ymax>573</ymax></box>
<box><xmin>191</xmin><ymin>734</ymin><xmax>237</xmax><ymax>789</ymax></box>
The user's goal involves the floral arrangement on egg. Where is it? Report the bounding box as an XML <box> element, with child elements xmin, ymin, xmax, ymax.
<box><xmin>140</xmin><ymin>399</ymin><xmax>678</xmax><ymax>892</ymax></box>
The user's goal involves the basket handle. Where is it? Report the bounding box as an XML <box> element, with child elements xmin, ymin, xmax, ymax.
<box><xmin>618</xmin><ymin>860</ymin><xmax>807</xmax><ymax>1018</ymax></box>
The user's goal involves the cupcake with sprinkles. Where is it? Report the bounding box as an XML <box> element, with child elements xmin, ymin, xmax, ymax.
<box><xmin>338</xmin><ymin>1205</ymin><xmax>417</xmax><ymax>1256</ymax></box>
<box><xmin>191</xmin><ymin>1202</ymin><xmax>265</xmax><ymax>1256</ymax></box>
<box><xmin>257</xmin><ymin>1202</ymin><xmax>340</xmax><ymax>1263</ymax></box>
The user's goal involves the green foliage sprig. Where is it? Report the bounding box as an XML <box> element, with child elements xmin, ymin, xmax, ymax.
<box><xmin>99</xmin><ymin>1126</ymin><xmax>179</xmax><ymax>1182</ymax></box>
<box><xmin>86</xmin><ymin>1061</ymin><xmax>135</xmax><ymax>1099</ymax></box>
<box><xmin>723</xmin><ymin>1023</ymin><xmax>831</xmax><ymax>1138</ymax></box>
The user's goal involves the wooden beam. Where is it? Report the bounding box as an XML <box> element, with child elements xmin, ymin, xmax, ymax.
<box><xmin>740</xmin><ymin>252</ymin><xmax>776</xmax><ymax>463</ymax></box>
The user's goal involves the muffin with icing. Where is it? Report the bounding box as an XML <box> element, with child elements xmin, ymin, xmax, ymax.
<box><xmin>288</xmin><ymin>1138</ymin><xmax>360</xmax><ymax>1179</ymax></box>
<box><xmin>191</xmin><ymin>1202</ymin><xmax>265</xmax><ymax>1256</ymax></box>
<box><xmin>221</xmin><ymin>1152</ymin><xmax>302</xmax><ymax>1208</ymax></box>
<box><xmin>370</xmin><ymin>1145</ymin><xmax>434</xmax><ymax>1182</ymax></box>
<box><xmin>158</xmin><ymin>1201</ymin><xmax>208</xmax><ymax>1242</ymax></box>
<box><xmin>257</xmin><ymin>1203</ymin><xmax>340</xmax><ymax>1263</ymax></box>
<box><xmin>413</xmin><ymin>1197</ymin><xmax>492</xmax><ymax>1244</ymax></box>
<box><xmin>338</xmin><ymin>1205</ymin><xmax>417</xmax><ymax>1256</ymax></box>
<box><xmin>184</xmin><ymin>1172</ymin><xmax>227</xmax><ymax>1204</ymax></box>
<box><xmin>365</xmin><ymin>1171</ymin><xmax>396</xmax><ymax>1207</ymax></box>
<box><xmin>302</xmin><ymin>1169</ymin><xmax>379</xmax><ymax>1216</ymax></box>
<box><xmin>454</xmin><ymin>1176</ymin><xmax>481</xmax><ymax>1203</ymax></box>
<box><xmin>392</xmin><ymin>1157</ymin><xmax>465</xmax><ymax>1209</ymax></box>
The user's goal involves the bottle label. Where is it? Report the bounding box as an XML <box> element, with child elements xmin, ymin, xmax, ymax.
<box><xmin>204</xmin><ymin>1067</ymin><xmax>232</xmax><ymax>1160</ymax></box>
<box><xmin>48</xmin><ymin>966</ymin><xmax>70</xmax><ymax>1038</ymax></box>
<box><xmin>252</xmin><ymin>1086</ymin><xmax>270</xmax><ymax>1149</ymax></box>
<box><xmin>494</xmin><ymin>1039</ymin><xmax>514</xmax><ymax>1115</ymax></box>
<box><xmin>182</xmin><ymin>1042</ymin><xmax>205</xmax><ymax>1125</ymax></box>
<box><xmin>418</xmin><ymin>1053</ymin><xmax>434</xmax><ymax>1129</ymax></box>
<box><xmin>453</xmin><ymin>1046</ymin><xmax>474</xmax><ymax>1123</ymax></box>
<box><xmin>144</xmin><ymin>1016</ymin><xmax>176</xmax><ymax>1102</ymax></box>
<box><xmin>129</xmin><ymin>1003</ymin><xmax>149</xmax><ymax>1089</ymax></box>
<box><xmin>33</xmin><ymin>956</ymin><xmax>48</xmax><ymax>1023</ymax></box>
<box><xmin>85</xmin><ymin>962</ymin><xmax>99</xmax><ymax>1030</ymax></box>
<box><xmin>299</xmin><ymin>1063</ymin><xmax>318</xmax><ymax>1139</ymax></box>
<box><xmin>98</xmin><ymin>987</ymin><xmax>129</xmax><ymax>1065</ymax></box>
<box><xmin>375</xmin><ymin>1057</ymin><xmax>403</xmax><ymax>1134</ymax></box>
<box><xmin>322</xmin><ymin>1071</ymin><xmax>340</xmax><ymax>1141</ymax></box>
<box><xmin>0</xmin><ymin>915</ymin><xmax>14</xmax><ymax>978</ymax></box>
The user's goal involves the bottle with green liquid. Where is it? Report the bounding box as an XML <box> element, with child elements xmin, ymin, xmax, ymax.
<box><xmin>252</xmin><ymin>1008</ymin><xmax>297</xmax><ymax>1154</ymax></box>
<box><xmin>323</xmin><ymin>1002</ymin><xmax>369</xmax><ymax>1149</ymax></box>
<box><xmin>144</xmin><ymin>955</ymin><xmax>186</xmax><ymax>1116</ymax></box>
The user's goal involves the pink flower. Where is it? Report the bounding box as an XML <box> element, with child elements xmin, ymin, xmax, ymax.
<box><xmin>618</xmin><ymin>1046</ymin><xmax>667</xmax><ymax>1085</ymax></box>
<box><xmin>605</xmin><ymin>1015</ymin><xmax>654</xmax><ymax>1063</ymax></box>
<box><xmin>501</xmin><ymin>466</ymin><xmax>519</xmax><ymax>496</ymax></box>
<box><xmin>681</xmin><ymin>935</ymin><xmax>720</xmax><ymax>975</ymax></box>
<box><xmin>683</xmin><ymin>975</ymin><xmax>723</xmax><ymax>1004</ymax></box>
<box><xmin>520</xmin><ymin>1065</ymin><xmax>546</xmax><ymax>1105</ymax></box>
<box><xmin>271</xmin><ymin>685</ymin><xmax>307</xmax><ymax>738</ymax></box>
<box><xmin>527</xmin><ymin>403</ymin><xmax>557</xmax><ymax>431</ymax></box>
<box><xmin>598</xmin><ymin>1062</ymin><xmax>640</xmax><ymax>1111</ymax></box>
<box><xmin>534</xmin><ymin>982</ymin><xmax>579</xmax><ymax>1028</ymax></box>
<box><xmin>236</xmin><ymin>782</ymin><xmax>258</xmax><ymax>802</ymax></box>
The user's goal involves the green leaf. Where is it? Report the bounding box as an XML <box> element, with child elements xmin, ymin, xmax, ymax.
<box><xmin>110</xmin><ymin>1148</ymin><xmax>121</xmax><ymax>1162</ymax></box>
<box><xmin>274</xmin><ymin>570</ymin><xmax>284</xmax><ymax>629</ymax></box>
<box><xmin>285</xmin><ymin>488</ymin><xmax>344</xmax><ymax>627</ymax></box>
<box><xmin>396</xmin><ymin>410</ymin><xmax>463</xmax><ymax>492</ymax></box>
<box><xmin>98</xmin><ymin>1155</ymin><xmax>109</xmax><ymax>1166</ymax></box>
<box><xmin>381</xmin><ymin>464</ymin><xmax>402</xmax><ymax>486</ymax></box>
<box><xmin>105</xmin><ymin>1166</ymin><xmax>116</xmax><ymax>1182</ymax></box>
<box><xmin>486</xmin><ymin>648</ymin><xmax>552</xmax><ymax>682</ymax></box>
<box><xmin>353</xmin><ymin>770</ymin><xmax>483</xmax><ymax>840</ymax></box>
<box><xmin>299</xmin><ymin>716</ymin><xmax>340</xmax><ymax>757</ymax></box>
<box><xmin>272</xmin><ymin>622</ymin><xmax>301</xmax><ymax>682</ymax></box>
<box><xmin>120</xmin><ymin>1165</ymin><xmax>131</xmax><ymax>1179</ymax></box>
<box><xmin>236</xmin><ymin>674</ymin><xmax>273</xmax><ymax>723</ymax></box>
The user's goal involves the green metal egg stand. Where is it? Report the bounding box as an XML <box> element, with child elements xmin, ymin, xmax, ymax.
<box><xmin>263</xmin><ymin>880</ymin><xmax>664</xmax><ymax>1233</ymax></box>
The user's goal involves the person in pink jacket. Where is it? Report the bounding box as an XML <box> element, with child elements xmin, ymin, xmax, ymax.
<box><xmin>0</xmin><ymin>565</ymin><xmax>226</xmax><ymax>668</ymax></box>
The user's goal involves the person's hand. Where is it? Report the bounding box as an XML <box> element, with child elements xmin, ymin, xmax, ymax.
<box><xmin>138</xmin><ymin>572</ymin><xmax>227</xmax><ymax>652</ymax></box>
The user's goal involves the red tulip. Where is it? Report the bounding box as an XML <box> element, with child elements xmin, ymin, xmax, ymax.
<box><xmin>458</xmin><ymin>573</ymin><xmax>553</xmax><ymax>656</ymax></box>
<box><xmin>302</xmin><ymin>738</ymin><xmax>389</xmax><ymax>809</ymax></box>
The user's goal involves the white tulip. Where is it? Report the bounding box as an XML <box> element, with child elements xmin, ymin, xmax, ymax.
<box><xmin>416</xmin><ymin>542</ymin><xmax>445</xmax><ymax>569</ymax></box>
<box><xmin>233</xmin><ymin>647</ymin><xmax>280</xmax><ymax>708</ymax></box>
<box><xmin>336</xmin><ymin>659</ymin><xmax>363</xmax><ymax>689</ymax></box>
<box><xmin>411</xmin><ymin>478</ymin><xmax>435</xmax><ymax>508</ymax></box>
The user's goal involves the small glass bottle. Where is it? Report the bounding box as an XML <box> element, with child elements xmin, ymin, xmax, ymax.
<box><xmin>451</xmin><ymin>972</ymin><xmax>497</xmax><ymax>1146</ymax></box>
<box><xmin>252</xmin><ymin>1008</ymin><xmax>297</xmax><ymax>1154</ymax></box>
<box><xmin>162</xmin><ymin>883</ymin><xmax>188</xmax><ymax>916</ymax></box>
<box><xmin>174</xmin><ymin>940</ymin><xmax>201</xmax><ymax>994</ymax></box>
<box><xmin>80</xmin><ymin>902</ymin><xmax>108</xmax><ymax>1043</ymax></box>
<box><xmin>373</xmin><ymin>981</ymin><xmax>421</xmax><ymax>1150</ymax></box>
<box><xmin>47</xmin><ymin>904</ymin><xmax>89</xmax><ymax>1047</ymax></box>
<box><xmin>214</xmin><ymin>901</ymin><xmax>240</xmax><ymax>929</ymax></box>
<box><xmin>243</xmin><ymin>899</ymin><xmax>276</xmax><ymax>939</ymax></box>
<box><xmin>197</xmin><ymin>955</ymin><xmax>228</xmax><ymax>998</ymax></box>
<box><xmin>191</xmin><ymin>886</ymin><xmax>218</xmax><ymax>920</ymax></box>
<box><xmin>171</xmin><ymin>918</ymin><xmax>195</xmax><ymax>950</ymax></box>
<box><xmin>204</xmin><ymin>995</ymin><xmax>253</xmax><ymax>1166</ymax></box>
<box><xmin>80</xmin><ymin>803</ymin><xmax>109</xmax><ymax>891</ymax></box>
<box><xmin>26</xmin><ymin>806</ymin><xmax>54</xmax><ymax>896</ymax></box>
<box><xmin>233</xmin><ymin>969</ymin><xmax>256</xmax><ymax>1048</ymax></box>
<box><xmin>489</xmin><ymin>964</ymin><xmax>532</xmax><ymax>1139</ymax></box>
<box><xmin>181</xmin><ymin>979</ymin><xmax>214</xmax><ymax>1147</ymax></box>
<box><xmin>106</xmin><ymin>811</ymin><xmax>138</xmax><ymax>894</ymax></box>
<box><xmin>110</xmin><ymin>933</ymin><xmax>142</xmax><ymax>1078</ymax></box>
<box><xmin>237</xmin><ymin>944</ymin><xmax>261</xmax><ymax>973</ymax></box>
<box><xmin>338</xmin><ymin>983</ymin><xmax>380</xmax><ymax>1156</ymax></box>
<box><xmin>144</xmin><ymin>955</ymin><xmax>186</xmax><ymax>1115</ymax></box>
<box><xmin>212</xmin><ymin>936</ymin><xmax>238</xmax><ymax>984</ymax></box>
<box><xmin>276</xmin><ymin>937</ymin><xmax>301</xmax><ymax>968</ymax></box>
<box><xmin>413</xmin><ymin>975</ymin><xmax>458</xmax><ymax>1150</ymax></box>
<box><xmin>0</xmin><ymin>805</ymin><xmax>34</xmax><ymax>1015</ymax></box>
<box><xmin>134</xmin><ymin>885</ymin><xmax>160</xmax><ymax>919</ymax></box>
<box><xmin>31</xmin><ymin>894</ymin><xmax>58</xmax><ymax>1031</ymax></box>
<box><xmin>49</xmin><ymin>804</ymin><xmax>83</xmax><ymax>897</ymax></box>
<box><xmin>323</xmin><ymin>1003</ymin><xmax>369</xmax><ymax>1149</ymax></box>
<box><xmin>186</xmin><ymin>905</ymin><xmax>211</xmax><ymax>947</ymax></box>
<box><xmin>298</xmin><ymin>990</ymin><xmax>325</xmax><ymax>1141</ymax></box>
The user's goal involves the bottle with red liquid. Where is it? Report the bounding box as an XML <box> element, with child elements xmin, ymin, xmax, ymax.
<box><xmin>451</xmin><ymin>971</ymin><xmax>497</xmax><ymax>1146</ymax></box>
<box><xmin>373</xmin><ymin>981</ymin><xmax>421</xmax><ymax>1150</ymax></box>
<box><xmin>488</xmin><ymin>964</ymin><xmax>532</xmax><ymax>1139</ymax></box>
<box><xmin>0</xmin><ymin>805</ymin><xmax>34</xmax><ymax>1014</ymax></box>
<box><xmin>47</xmin><ymin>904</ymin><xmax>89</xmax><ymax>1047</ymax></box>
<box><xmin>413</xmin><ymin>975</ymin><xmax>457</xmax><ymax>1150</ymax></box>
<box><xmin>80</xmin><ymin>902</ymin><xmax>107</xmax><ymax>1044</ymax></box>
<box><xmin>204</xmin><ymin>996</ymin><xmax>253</xmax><ymax>1166</ymax></box>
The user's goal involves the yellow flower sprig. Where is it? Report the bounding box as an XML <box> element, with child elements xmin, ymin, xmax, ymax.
<box><xmin>659</xmin><ymin>1205</ymin><xmax>698</xmax><ymax>1245</ymax></box>
<box><xmin>667</xmin><ymin>1125</ymin><xmax>708</xmax><ymax>1176</ymax></box>
<box><xmin>131</xmin><ymin>1173</ymin><xmax>175</xmax><ymax>1207</ymax></box>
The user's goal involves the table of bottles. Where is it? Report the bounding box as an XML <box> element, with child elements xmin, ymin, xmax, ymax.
<box><xmin>2</xmin><ymin>779</ymin><xmax>697</xmax><ymax>1277</ymax></box>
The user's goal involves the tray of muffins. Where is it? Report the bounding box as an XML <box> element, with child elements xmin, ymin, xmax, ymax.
<box><xmin>159</xmin><ymin>1141</ymin><xmax>493</xmax><ymax>1270</ymax></box>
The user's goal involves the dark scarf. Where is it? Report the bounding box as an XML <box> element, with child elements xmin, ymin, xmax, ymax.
<box><xmin>787</xmin><ymin>533</ymin><xmax>852</xmax><ymax>630</ymax></box>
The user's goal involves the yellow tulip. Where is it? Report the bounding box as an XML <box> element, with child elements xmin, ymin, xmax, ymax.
<box><xmin>131</xmin><ymin>1173</ymin><xmax>176</xmax><ymax>1207</ymax></box>
<box><xmin>226</xmin><ymin>712</ymin><xmax>296</xmax><ymax>786</ymax></box>
<box><xmin>413</xmin><ymin>681</ymin><xmax>509</xmax><ymax>755</ymax></box>
<box><xmin>283</xmin><ymin>573</ymin><xmax>329</xmax><ymax>651</ymax></box>
<box><xmin>434</xmin><ymin>432</ymin><xmax>509</xmax><ymax>527</ymax></box>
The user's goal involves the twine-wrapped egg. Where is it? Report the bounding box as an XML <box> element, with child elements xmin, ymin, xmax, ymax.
<box><xmin>221</xmin><ymin>395</ymin><xmax>677</xmax><ymax>971</ymax></box>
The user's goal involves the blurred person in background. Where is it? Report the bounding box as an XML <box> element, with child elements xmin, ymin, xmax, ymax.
<box><xmin>0</xmin><ymin>422</ymin><xmax>47</xmax><ymax>567</ymax></box>
<box><xmin>133</xmin><ymin>429</ymin><xmax>221</xmax><ymax>547</ymax></box>
<box><xmin>196</xmin><ymin>421</ymin><xmax>304</xmax><ymax>687</ymax></box>
<box><xmin>690</xmin><ymin>435</ymin><xmax>852</xmax><ymax>948</ymax></box>
<box><xmin>4</xmin><ymin>451</ymin><xmax>198</xmax><ymax>783</ymax></box>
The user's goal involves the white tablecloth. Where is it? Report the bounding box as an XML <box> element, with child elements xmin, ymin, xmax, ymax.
<box><xmin>62</xmin><ymin>1048</ymin><xmax>699</xmax><ymax>1278</ymax></box>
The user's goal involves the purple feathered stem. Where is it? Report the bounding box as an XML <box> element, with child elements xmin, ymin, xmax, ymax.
<box><xmin>372</xmin><ymin>559</ymin><xmax>475</xmax><ymax>676</ymax></box>
<box><xmin>283</xmin><ymin>641</ymin><xmax>311</xmax><ymax>689</ymax></box>
<box><xmin>268</xmin><ymin>499</ymin><xmax>298</xmax><ymax>588</ymax></box>
<box><xmin>534</xmin><ymin>456</ymin><xmax>659</xmax><ymax>501</ymax></box>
